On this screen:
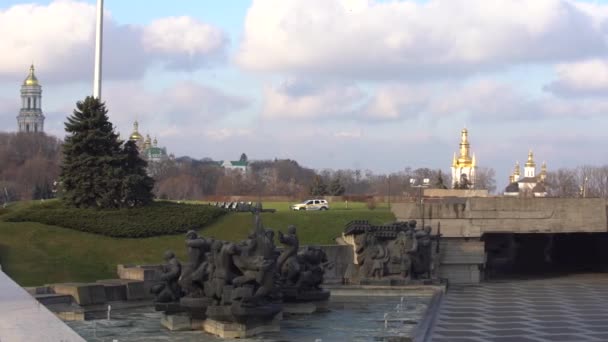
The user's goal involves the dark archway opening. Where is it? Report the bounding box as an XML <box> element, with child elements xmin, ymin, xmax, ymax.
<box><xmin>484</xmin><ymin>233</ymin><xmax>608</xmax><ymax>279</ymax></box>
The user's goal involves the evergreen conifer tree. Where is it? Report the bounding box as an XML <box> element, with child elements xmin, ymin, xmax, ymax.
<box><xmin>60</xmin><ymin>97</ymin><xmax>124</xmax><ymax>208</ymax></box>
<box><xmin>121</xmin><ymin>140</ymin><xmax>154</xmax><ymax>207</ymax></box>
<box><xmin>309</xmin><ymin>175</ymin><xmax>328</xmax><ymax>196</ymax></box>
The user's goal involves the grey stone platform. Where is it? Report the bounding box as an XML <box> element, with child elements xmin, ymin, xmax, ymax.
<box><xmin>0</xmin><ymin>266</ymin><xmax>85</xmax><ymax>341</ymax></box>
<box><xmin>430</xmin><ymin>274</ymin><xmax>608</xmax><ymax>342</ymax></box>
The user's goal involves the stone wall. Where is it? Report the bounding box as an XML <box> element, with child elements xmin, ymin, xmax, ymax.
<box><xmin>392</xmin><ymin>197</ymin><xmax>608</xmax><ymax>238</ymax></box>
<box><xmin>438</xmin><ymin>238</ymin><xmax>484</xmax><ymax>284</ymax></box>
<box><xmin>423</xmin><ymin>189</ymin><xmax>489</xmax><ymax>198</ymax></box>
<box><xmin>391</xmin><ymin>197</ymin><xmax>608</xmax><ymax>284</ymax></box>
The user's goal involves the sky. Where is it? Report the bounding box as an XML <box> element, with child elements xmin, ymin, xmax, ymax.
<box><xmin>1</xmin><ymin>0</ymin><xmax>608</xmax><ymax>187</ymax></box>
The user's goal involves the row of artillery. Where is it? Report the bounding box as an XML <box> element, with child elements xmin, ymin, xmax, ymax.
<box><xmin>209</xmin><ymin>201</ymin><xmax>277</xmax><ymax>213</ymax></box>
<box><xmin>150</xmin><ymin>212</ymin><xmax>331</xmax><ymax>325</ymax></box>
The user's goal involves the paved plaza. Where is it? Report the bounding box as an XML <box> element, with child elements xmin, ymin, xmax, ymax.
<box><xmin>430</xmin><ymin>274</ymin><xmax>608</xmax><ymax>342</ymax></box>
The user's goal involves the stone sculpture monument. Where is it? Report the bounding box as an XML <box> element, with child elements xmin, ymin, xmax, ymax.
<box><xmin>342</xmin><ymin>220</ymin><xmax>441</xmax><ymax>285</ymax></box>
<box><xmin>277</xmin><ymin>225</ymin><xmax>332</xmax><ymax>313</ymax></box>
<box><xmin>150</xmin><ymin>206</ymin><xmax>332</xmax><ymax>338</ymax></box>
<box><xmin>151</xmin><ymin>250</ymin><xmax>182</xmax><ymax>309</ymax></box>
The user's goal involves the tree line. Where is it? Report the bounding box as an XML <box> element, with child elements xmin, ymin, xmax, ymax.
<box><xmin>2</xmin><ymin>117</ymin><xmax>608</xmax><ymax>202</ymax></box>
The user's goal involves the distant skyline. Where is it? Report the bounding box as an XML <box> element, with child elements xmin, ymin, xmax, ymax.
<box><xmin>1</xmin><ymin>0</ymin><xmax>608</xmax><ymax>186</ymax></box>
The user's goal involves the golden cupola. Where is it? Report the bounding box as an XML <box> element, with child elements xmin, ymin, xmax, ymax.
<box><xmin>23</xmin><ymin>64</ymin><xmax>39</xmax><ymax>86</ymax></box>
<box><xmin>144</xmin><ymin>134</ymin><xmax>152</xmax><ymax>149</ymax></box>
<box><xmin>525</xmin><ymin>150</ymin><xmax>536</xmax><ymax>168</ymax></box>
<box><xmin>129</xmin><ymin>121</ymin><xmax>143</xmax><ymax>142</ymax></box>
<box><xmin>540</xmin><ymin>161</ymin><xmax>547</xmax><ymax>182</ymax></box>
<box><xmin>451</xmin><ymin>128</ymin><xmax>477</xmax><ymax>189</ymax></box>
<box><xmin>514</xmin><ymin>161</ymin><xmax>520</xmax><ymax>176</ymax></box>
<box><xmin>457</xmin><ymin>128</ymin><xmax>474</xmax><ymax>166</ymax></box>
<box><xmin>458</xmin><ymin>128</ymin><xmax>472</xmax><ymax>164</ymax></box>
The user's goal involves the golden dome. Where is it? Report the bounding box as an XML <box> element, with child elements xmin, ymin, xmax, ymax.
<box><xmin>525</xmin><ymin>150</ymin><xmax>536</xmax><ymax>168</ymax></box>
<box><xmin>129</xmin><ymin>121</ymin><xmax>143</xmax><ymax>141</ymax></box>
<box><xmin>513</xmin><ymin>161</ymin><xmax>520</xmax><ymax>176</ymax></box>
<box><xmin>456</xmin><ymin>127</ymin><xmax>473</xmax><ymax>166</ymax></box>
<box><xmin>23</xmin><ymin>64</ymin><xmax>39</xmax><ymax>86</ymax></box>
<box><xmin>143</xmin><ymin>134</ymin><xmax>152</xmax><ymax>149</ymax></box>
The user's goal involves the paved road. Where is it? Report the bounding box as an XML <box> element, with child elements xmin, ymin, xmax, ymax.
<box><xmin>430</xmin><ymin>274</ymin><xmax>608</xmax><ymax>342</ymax></box>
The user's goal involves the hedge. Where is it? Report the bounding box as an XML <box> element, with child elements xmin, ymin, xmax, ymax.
<box><xmin>2</xmin><ymin>200</ymin><xmax>226</xmax><ymax>238</ymax></box>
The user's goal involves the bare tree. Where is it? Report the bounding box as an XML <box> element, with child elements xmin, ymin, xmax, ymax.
<box><xmin>475</xmin><ymin>167</ymin><xmax>497</xmax><ymax>193</ymax></box>
<box><xmin>545</xmin><ymin>168</ymin><xmax>579</xmax><ymax>197</ymax></box>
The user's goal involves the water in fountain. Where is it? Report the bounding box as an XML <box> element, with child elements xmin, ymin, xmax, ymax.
<box><xmin>67</xmin><ymin>295</ymin><xmax>430</xmax><ymax>341</ymax></box>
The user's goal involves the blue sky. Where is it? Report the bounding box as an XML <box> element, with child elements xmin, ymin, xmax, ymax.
<box><xmin>2</xmin><ymin>0</ymin><xmax>608</xmax><ymax>188</ymax></box>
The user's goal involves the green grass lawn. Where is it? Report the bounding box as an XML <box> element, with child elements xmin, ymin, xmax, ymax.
<box><xmin>0</xmin><ymin>203</ymin><xmax>394</xmax><ymax>286</ymax></box>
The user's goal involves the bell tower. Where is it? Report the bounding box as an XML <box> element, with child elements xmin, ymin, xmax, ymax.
<box><xmin>17</xmin><ymin>65</ymin><xmax>45</xmax><ymax>133</ymax></box>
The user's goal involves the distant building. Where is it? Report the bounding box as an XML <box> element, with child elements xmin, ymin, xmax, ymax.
<box><xmin>503</xmin><ymin>150</ymin><xmax>547</xmax><ymax>197</ymax></box>
<box><xmin>218</xmin><ymin>160</ymin><xmax>248</xmax><ymax>173</ymax></box>
<box><xmin>451</xmin><ymin>128</ymin><xmax>477</xmax><ymax>188</ymax></box>
<box><xmin>17</xmin><ymin>65</ymin><xmax>45</xmax><ymax>133</ymax></box>
<box><xmin>141</xmin><ymin>135</ymin><xmax>169</xmax><ymax>163</ymax></box>
<box><xmin>127</xmin><ymin>121</ymin><xmax>169</xmax><ymax>165</ymax></box>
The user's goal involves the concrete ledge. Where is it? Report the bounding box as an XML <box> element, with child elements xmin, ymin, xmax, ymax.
<box><xmin>161</xmin><ymin>313</ymin><xmax>193</xmax><ymax>331</ymax></box>
<box><xmin>117</xmin><ymin>264</ymin><xmax>161</xmax><ymax>281</ymax></box>
<box><xmin>51</xmin><ymin>283</ymin><xmax>107</xmax><ymax>306</ymax></box>
<box><xmin>324</xmin><ymin>284</ymin><xmax>440</xmax><ymax>297</ymax></box>
<box><xmin>34</xmin><ymin>293</ymin><xmax>73</xmax><ymax>306</ymax></box>
<box><xmin>96</xmin><ymin>279</ymin><xmax>145</xmax><ymax>301</ymax></box>
<box><xmin>202</xmin><ymin>316</ymin><xmax>281</xmax><ymax>339</ymax></box>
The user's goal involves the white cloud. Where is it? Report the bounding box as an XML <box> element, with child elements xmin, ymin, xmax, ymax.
<box><xmin>0</xmin><ymin>0</ymin><xmax>228</xmax><ymax>83</ymax></box>
<box><xmin>260</xmin><ymin>77</ymin><xmax>608</xmax><ymax>124</ymax></box>
<box><xmin>333</xmin><ymin>129</ymin><xmax>362</xmax><ymax>138</ymax></box>
<box><xmin>205</xmin><ymin>128</ymin><xmax>253</xmax><ymax>141</ymax></box>
<box><xmin>429</xmin><ymin>80</ymin><xmax>540</xmax><ymax>122</ymax></box>
<box><xmin>260</xmin><ymin>79</ymin><xmax>545</xmax><ymax>122</ymax></box>
<box><xmin>544</xmin><ymin>59</ymin><xmax>608</xmax><ymax>96</ymax></box>
<box><xmin>143</xmin><ymin>16</ymin><xmax>227</xmax><ymax>69</ymax></box>
<box><xmin>101</xmin><ymin>81</ymin><xmax>249</xmax><ymax>139</ymax></box>
<box><xmin>360</xmin><ymin>85</ymin><xmax>429</xmax><ymax>120</ymax></box>
<box><xmin>238</xmin><ymin>0</ymin><xmax>607</xmax><ymax>80</ymax></box>
<box><xmin>261</xmin><ymin>79</ymin><xmax>364</xmax><ymax>119</ymax></box>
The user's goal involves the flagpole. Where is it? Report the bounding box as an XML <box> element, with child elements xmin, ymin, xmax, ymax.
<box><xmin>93</xmin><ymin>0</ymin><xmax>104</xmax><ymax>99</ymax></box>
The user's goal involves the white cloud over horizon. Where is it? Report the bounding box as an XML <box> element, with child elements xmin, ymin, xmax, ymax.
<box><xmin>544</xmin><ymin>59</ymin><xmax>608</xmax><ymax>97</ymax></box>
<box><xmin>2</xmin><ymin>0</ymin><xmax>608</xmax><ymax>189</ymax></box>
<box><xmin>238</xmin><ymin>0</ymin><xmax>608</xmax><ymax>80</ymax></box>
<box><xmin>0</xmin><ymin>0</ymin><xmax>229</xmax><ymax>84</ymax></box>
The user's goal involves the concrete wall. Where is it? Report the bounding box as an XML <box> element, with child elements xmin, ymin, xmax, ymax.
<box><xmin>392</xmin><ymin>197</ymin><xmax>608</xmax><ymax>238</ymax></box>
<box><xmin>424</xmin><ymin>189</ymin><xmax>489</xmax><ymax>198</ymax></box>
<box><xmin>392</xmin><ymin>197</ymin><xmax>608</xmax><ymax>284</ymax></box>
<box><xmin>438</xmin><ymin>238</ymin><xmax>485</xmax><ymax>284</ymax></box>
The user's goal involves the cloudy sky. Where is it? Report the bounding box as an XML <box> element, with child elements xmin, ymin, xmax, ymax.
<box><xmin>1</xmin><ymin>0</ymin><xmax>608</xmax><ymax>186</ymax></box>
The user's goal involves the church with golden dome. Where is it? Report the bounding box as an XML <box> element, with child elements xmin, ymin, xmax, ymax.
<box><xmin>17</xmin><ymin>65</ymin><xmax>45</xmax><ymax>133</ymax></box>
<box><xmin>127</xmin><ymin>121</ymin><xmax>170</xmax><ymax>165</ymax></box>
<box><xmin>504</xmin><ymin>150</ymin><xmax>547</xmax><ymax>197</ymax></box>
<box><xmin>451</xmin><ymin>128</ymin><xmax>477</xmax><ymax>188</ymax></box>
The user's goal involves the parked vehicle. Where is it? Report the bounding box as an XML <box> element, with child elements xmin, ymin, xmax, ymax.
<box><xmin>290</xmin><ymin>199</ymin><xmax>329</xmax><ymax>211</ymax></box>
